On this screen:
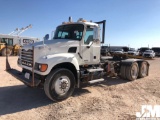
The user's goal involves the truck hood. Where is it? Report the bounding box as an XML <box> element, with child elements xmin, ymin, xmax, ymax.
<box><xmin>21</xmin><ymin>39</ymin><xmax>79</xmax><ymax>62</ymax></box>
<box><xmin>23</xmin><ymin>39</ymin><xmax>79</xmax><ymax>51</ymax></box>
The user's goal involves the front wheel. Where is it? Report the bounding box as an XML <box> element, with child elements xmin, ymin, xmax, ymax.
<box><xmin>44</xmin><ymin>68</ymin><xmax>76</xmax><ymax>101</ymax></box>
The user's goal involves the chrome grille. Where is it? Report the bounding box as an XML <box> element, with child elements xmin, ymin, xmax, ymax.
<box><xmin>21</xmin><ymin>49</ymin><xmax>33</xmax><ymax>67</ymax></box>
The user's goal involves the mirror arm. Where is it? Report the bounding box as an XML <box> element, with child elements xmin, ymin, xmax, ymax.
<box><xmin>87</xmin><ymin>42</ymin><xmax>93</xmax><ymax>48</ymax></box>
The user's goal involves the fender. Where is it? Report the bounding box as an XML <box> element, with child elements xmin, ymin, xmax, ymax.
<box><xmin>34</xmin><ymin>53</ymin><xmax>79</xmax><ymax>75</ymax></box>
<box><xmin>121</xmin><ymin>59</ymin><xmax>149</xmax><ymax>66</ymax></box>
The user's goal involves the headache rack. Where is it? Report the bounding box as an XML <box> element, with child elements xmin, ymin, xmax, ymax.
<box><xmin>6</xmin><ymin>46</ymin><xmax>40</xmax><ymax>87</ymax></box>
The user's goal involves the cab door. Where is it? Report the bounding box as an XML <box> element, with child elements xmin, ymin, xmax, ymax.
<box><xmin>82</xmin><ymin>26</ymin><xmax>101</xmax><ymax>64</ymax></box>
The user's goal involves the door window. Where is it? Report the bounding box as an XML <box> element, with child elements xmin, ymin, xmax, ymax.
<box><xmin>84</xmin><ymin>27</ymin><xmax>94</xmax><ymax>44</ymax></box>
<box><xmin>8</xmin><ymin>39</ymin><xmax>13</xmax><ymax>46</ymax></box>
<box><xmin>1</xmin><ymin>38</ymin><xmax>13</xmax><ymax>46</ymax></box>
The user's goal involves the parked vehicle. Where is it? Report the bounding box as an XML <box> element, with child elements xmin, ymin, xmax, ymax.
<box><xmin>101</xmin><ymin>46</ymin><xmax>109</xmax><ymax>56</ymax></box>
<box><xmin>143</xmin><ymin>50</ymin><xmax>155</xmax><ymax>58</ymax></box>
<box><xmin>151</xmin><ymin>47</ymin><xmax>160</xmax><ymax>56</ymax></box>
<box><xmin>0</xmin><ymin>25</ymin><xmax>39</xmax><ymax>56</ymax></box>
<box><xmin>8</xmin><ymin>17</ymin><xmax>150</xmax><ymax>101</ymax></box>
<box><xmin>128</xmin><ymin>48</ymin><xmax>139</xmax><ymax>56</ymax></box>
<box><xmin>110</xmin><ymin>48</ymin><xmax>124</xmax><ymax>55</ymax></box>
<box><xmin>113</xmin><ymin>49</ymin><xmax>124</xmax><ymax>54</ymax></box>
<box><xmin>139</xmin><ymin>47</ymin><xmax>150</xmax><ymax>56</ymax></box>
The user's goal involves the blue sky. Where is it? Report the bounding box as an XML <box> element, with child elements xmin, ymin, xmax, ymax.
<box><xmin>0</xmin><ymin>0</ymin><xmax>160</xmax><ymax>48</ymax></box>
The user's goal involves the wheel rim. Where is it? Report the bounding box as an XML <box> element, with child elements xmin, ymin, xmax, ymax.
<box><xmin>131</xmin><ymin>65</ymin><xmax>138</xmax><ymax>79</ymax></box>
<box><xmin>141</xmin><ymin>63</ymin><xmax>147</xmax><ymax>76</ymax></box>
<box><xmin>53</xmin><ymin>76</ymin><xmax>71</xmax><ymax>96</ymax></box>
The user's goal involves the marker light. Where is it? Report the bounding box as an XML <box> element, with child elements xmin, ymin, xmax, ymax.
<box><xmin>38</xmin><ymin>64</ymin><xmax>48</xmax><ymax>72</ymax></box>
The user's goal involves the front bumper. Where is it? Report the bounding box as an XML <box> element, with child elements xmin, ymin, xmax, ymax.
<box><xmin>143</xmin><ymin>54</ymin><xmax>153</xmax><ymax>57</ymax></box>
<box><xmin>128</xmin><ymin>53</ymin><xmax>135</xmax><ymax>55</ymax></box>
<box><xmin>7</xmin><ymin>68</ymin><xmax>41</xmax><ymax>87</ymax></box>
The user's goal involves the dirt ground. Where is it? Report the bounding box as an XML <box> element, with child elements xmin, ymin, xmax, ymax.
<box><xmin>0</xmin><ymin>57</ymin><xmax>160</xmax><ymax>120</ymax></box>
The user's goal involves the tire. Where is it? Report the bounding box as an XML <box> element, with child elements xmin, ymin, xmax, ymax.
<box><xmin>2</xmin><ymin>48</ymin><xmax>12</xmax><ymax>56</ymax></box>
<box><xmin>126</xmin><ymin>62</ymin><xmax>139</xmax><ymax>81</ymax></box>
<box><xmin>120</xmin><ymin>65</ymin><xmax>127</xmax><ymax>79</ymax></box>
<box><xmin>44</xmin><ymin>68</ymin><xmax>76</xmax><ymax>101</ymax></box>
<box><xmin>138</xmin><ymin>61</ymin><xmax>148</xmax><ymax>78</ymax></box>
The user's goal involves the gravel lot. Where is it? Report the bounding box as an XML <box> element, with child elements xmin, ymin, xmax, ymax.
<box><xmin>0</xmin><ymin>57</ymin><xmax>160</xmax><ymax>120</ymax></box>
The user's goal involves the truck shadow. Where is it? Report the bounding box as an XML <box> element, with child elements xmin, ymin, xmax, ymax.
<box><xmin>103</xmin><ymin>76</ymin><xmax>129</xmax><ymax>86</ymax></box>
<box><xmin>0</xmin><ymin>76</ymin><xmax>129</xmax><ymax>116</ymax></box>
<box><xmin>0</xmin><ymin>85</ymin><xmax>91</xmax><ymax>116</ymax></box>
<box><xmin>0</xmin><ymin>85</ymin><xmax>52</xmax><ymax>115</ymax></box>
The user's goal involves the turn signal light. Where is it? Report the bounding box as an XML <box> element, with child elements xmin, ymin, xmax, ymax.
<box><xmin>39</xmin><ymin>64</ymin><xmax>48</xmax><ymax>72</ymax></box>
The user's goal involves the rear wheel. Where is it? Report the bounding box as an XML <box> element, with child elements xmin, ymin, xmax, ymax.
<box><xmin>138</xmin><ymin>61</ymin><xmax>148</xmax><ymax>78</ymax></box>
<box><xmin>2</xmin><ymin>48</ymin><xmax>12</xmax><ymax>56</ymax></box>
<box><xmin>120</xmin><ymin>65</ymin><xmax>127</xmax><ymax>79</ymax></box>
<box><xmin>44</xmin><ymin>68</ymin><xmax>76</xmax><ymax>101</ymax></box>
<box><xmin>126</xmin><ymin>62</ymin><xmax>139</xmax><ymax>81</ymax></box>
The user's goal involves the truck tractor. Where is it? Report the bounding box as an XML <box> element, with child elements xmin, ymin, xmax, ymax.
<box><xmin>8</xmin><ymin>17</ymin><xmax>149</xmax><ymax>101</ymax></box>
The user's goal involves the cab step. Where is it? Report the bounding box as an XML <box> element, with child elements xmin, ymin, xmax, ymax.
<box><xmin>87</xmin><ymin>68</ymin><xmax>104</xmax><ymax>72</ymax></box>
<box><xmin>88</xmin><ymin>78</ymin><xmax>104</xmax><ymax>84</ymax></box>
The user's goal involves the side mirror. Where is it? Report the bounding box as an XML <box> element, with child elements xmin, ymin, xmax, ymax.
<box><xmin>51</xmin><ymin>31</ymin><xmax>55</xmax><ymax>39</ymax></box>
<box><xmin>93</xmin><ymin>27</ymin><xmax>99</xmax><ymax>41</ymax></box>
<box><xmin>44</xmin><ymin>34</ymin><xmax>49</xmax><ymax>40</ymax></box>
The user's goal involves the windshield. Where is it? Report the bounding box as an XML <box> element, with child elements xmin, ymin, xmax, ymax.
<box><xmin>101</xmin><ymin>46</ymin><xmax>108</xmax><ymax>49</ymax></box>
<box><xmin>145</xmin><ymin>50</ymin><xmax>152</xmax><ymax>53</ymax></box>
<box><xmin>112</xmin><ymin>49</ymin><xmax>123</xmax><ymax>52</ymax></box>
<box><xmin>54</xmin><ymin>24</ymin><xmax>84</xmax><ymax>40</ymax></box>
<box><xmin>152</xmin><ymin>48</ymin><xmax>160</xmax><ymax>52</ymax></box>
<box><xmin>140</xmin><ymin>48</ymin><xmax>149</xmax><ymax>52</ymax></box>
<box><xmin>129</xmin><ymin>48</ymin><xmax>135</xmax><ymax>51</ymax></box>
<box><xmin>0</xmin><ymin>38</ymin><xmax>13</xmax><ymax>46</ymax></box>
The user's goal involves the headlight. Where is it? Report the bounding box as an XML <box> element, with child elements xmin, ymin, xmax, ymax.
<box><xmin>38</xmin><ymin>64</ymin><xmax>41</xmax><ymax>70</ymax></box>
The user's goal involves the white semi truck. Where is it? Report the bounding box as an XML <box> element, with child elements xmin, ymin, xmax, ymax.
<box><xmin>8</xmin><ymin>17</ymin><xmax>149</xmax><ymax>101</ymax></box>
